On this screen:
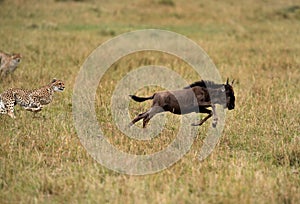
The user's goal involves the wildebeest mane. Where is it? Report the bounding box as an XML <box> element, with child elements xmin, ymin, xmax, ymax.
<box><xmin>184</xmin><ymin>80</ymin><xmax>224</xmax><ymax>89</ymax></box>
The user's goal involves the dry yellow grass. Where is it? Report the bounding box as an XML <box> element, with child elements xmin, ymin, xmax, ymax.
<box><xmin>0</xmin><ymin>0</ymin><xmax>299</xmax><ymax>203</ymax></box>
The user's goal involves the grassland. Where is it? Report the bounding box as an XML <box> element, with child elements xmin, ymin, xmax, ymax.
<box><xmin>0</xmin><ymin>0</ymin><xmax>299</xmax><ymax>203</ymax></box>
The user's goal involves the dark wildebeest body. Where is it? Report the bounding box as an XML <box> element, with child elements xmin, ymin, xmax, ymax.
<box><xmin>129</xmin><ymin>79</ymin><xmax>235</xmax><ymax>128</ymax></box>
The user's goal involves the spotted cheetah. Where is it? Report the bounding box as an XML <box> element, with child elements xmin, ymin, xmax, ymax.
<box><xmin>0</xmin><ymin>51</ymin><xmax>22</xmax><ymax>78</ymax></box>
<box><xmin>0</xmin><ymin>79</ymin><xmax>65</xmax><ymax>118</ymax></box>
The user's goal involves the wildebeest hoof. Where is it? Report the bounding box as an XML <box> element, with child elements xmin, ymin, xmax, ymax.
<box><xmin>128</xmin><ymin>122</ymin><xmax>134</xmax><ymax>127</ymax></box>
<box><xmin>212</xmin><ymin>119</ymin><xmax>218</xmax><ymax>128</ymax></box>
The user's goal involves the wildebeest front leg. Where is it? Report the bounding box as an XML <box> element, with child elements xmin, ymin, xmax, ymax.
<box><xmin>192</xmin><ymin>107</ymin><xmax>212</xmax><ymax>126</ymax></box>
<box><xmin>192</xmin><ymin>105</ymin><xmax>218</xmax><ymax>127</ymax></box>
<box><xmin>211</xmin><ymin>104</ymin><xmax>218</xmax><ymax>127</ymax></box>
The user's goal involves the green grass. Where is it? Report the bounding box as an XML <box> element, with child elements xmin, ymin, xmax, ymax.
<box><xmin>0</xmin><ymin>0</ymin><xmax>299</xmax><ymax>203</ymax></box>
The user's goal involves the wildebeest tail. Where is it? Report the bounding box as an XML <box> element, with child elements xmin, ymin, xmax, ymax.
<box><xmin>129</xmin><ymin>94</ymin><xmax>155</xmax><ymax>102</ymax></box>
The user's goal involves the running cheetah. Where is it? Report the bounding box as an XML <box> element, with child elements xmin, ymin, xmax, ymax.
<box><xmin>0</xmin><ymin>51</ymin><xmax>22</xmax><ymax>78</ymax></box>
<box><xmin>0</xmin><ymin>79</ymin><xmax>65</xmax><ymax>118</ymax></box>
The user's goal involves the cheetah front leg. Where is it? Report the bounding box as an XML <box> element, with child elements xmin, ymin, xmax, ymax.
<box><xmin>24</xmin><ymin>101</ymin><xmax>43</xmax><ymax>113</ymax></box>
<box><xmin>24</xmin><ymin>106</ymin><xmax>42</xmax><ymax>112</ymax></box>
<box><xmin>25</xmin><ymin>106</ymin><xmax>43</xmax><ymax>118</ymax></box>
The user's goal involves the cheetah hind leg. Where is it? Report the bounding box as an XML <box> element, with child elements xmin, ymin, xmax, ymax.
<box><xmin>7</xmin><ymin>111</ymin><xmax>16</xmax><ymax>119</ymax></box>
<box><xmin>0</xmin><ymin>103</ymin><xmax>7</xmax><ymax>115</ymax></box>
<box><xmin>6</xmin><ymin>103</ymin><xmax>16</xmax><ymax>119</ymax></box>
<box><xmin>6</xmin><ymin>106</ymin><xmax>16</xmax><ymax>119</ymax></box>
<box><xmin>0</xmin><ymin>106</ymin><xmax>9</xmax><ymax>117</ymax></box>
<box><xmin>0</xmin><ymin>98</ymin><xmax>15</xmax><ymax>118</ymax></box>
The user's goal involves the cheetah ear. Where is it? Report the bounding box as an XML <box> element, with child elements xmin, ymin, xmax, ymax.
<box><xmin>51</xmin><ymin>78</ymin><xmax>57</xmax><ymax>83</ymax></box>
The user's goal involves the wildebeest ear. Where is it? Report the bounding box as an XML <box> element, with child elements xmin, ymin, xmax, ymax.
<box><xmin>226</xmin><ymin>78</ymin><xmax>229</xmax><ymax>85</ymax></box>
<box><xmin>51</xmin><ymin>78</ymin><xmax>57</xmax><ymax>83</ymax></box>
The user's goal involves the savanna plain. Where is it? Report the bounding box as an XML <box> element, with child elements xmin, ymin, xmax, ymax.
<box><xmin>0</xmin><ymin>0</ymin><xmax>299</xmax><ymax>203</ymax></box>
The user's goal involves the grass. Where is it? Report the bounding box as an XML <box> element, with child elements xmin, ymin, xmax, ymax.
<box><xmin>0</xmin><ymin>0</ymin><xmax>299</xmax><ymax>203</ymax></box>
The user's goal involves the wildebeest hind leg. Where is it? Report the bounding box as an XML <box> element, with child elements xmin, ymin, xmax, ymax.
<box><xmin>129</xmin><ymin>111</ymin><xmax>148</xmax><ymax>127</ymax></box>
<box><xmin>142</xmin><ymin>106</ymin><xmax>164</xmax><ymax>128</ymax></box>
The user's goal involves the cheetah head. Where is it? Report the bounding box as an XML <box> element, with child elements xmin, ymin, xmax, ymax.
<box><xmin>51</xmin><ymin>78</ymin><xmax>65</xmax><ymax>92</ymax></box>
<box><xmin>11</xmin><ymin>53</ymin><xmax>22</xmax><ymax>64</ymax></box>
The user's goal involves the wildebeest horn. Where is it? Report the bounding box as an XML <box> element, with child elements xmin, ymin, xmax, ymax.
<box><xmin>226</xmin><ymin>78</ymin><xmax>229</xmax><ymax>85</ymax></box>
<box><xmin>231</xmin><ymin>79</ymin><xmax>235</xmax><ymax>85</ymax></box>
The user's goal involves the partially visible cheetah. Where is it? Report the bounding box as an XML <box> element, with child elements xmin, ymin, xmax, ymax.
<box><xmin>0</xmin><ymin>79</ymin><xmax>65</xmax><ymax>118</ymax></box>
<box><xmin>0</xmin><ymin>51</ymin><xmax>22</xmax><ymax>78</ymax></box>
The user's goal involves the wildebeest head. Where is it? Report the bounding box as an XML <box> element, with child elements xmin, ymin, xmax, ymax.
<box><xmin>185</xmin><ymin>79</ymin><xmax>235</xmax><ymax>110</ymax></box>
<box><xmin>224</xmin><ymin>78</ymin><xmax>235</xmax><ymax>110</ymax></box>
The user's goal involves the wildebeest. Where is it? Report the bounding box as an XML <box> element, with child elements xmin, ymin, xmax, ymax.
<box><xmin>129</xmin><ymin>79</ymin><xmax>235</xmax><ymax>128</ymax></box>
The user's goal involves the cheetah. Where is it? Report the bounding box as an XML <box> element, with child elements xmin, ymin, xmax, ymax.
<box><xmin>0</xmin><ymin>51</ymin><xmax>22</xmax><ymax>78</ymax></box>
<box><xmin>0</xmin><ymin>79</ymin><xmax>65</xmax><ymax>118</ymax></box>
